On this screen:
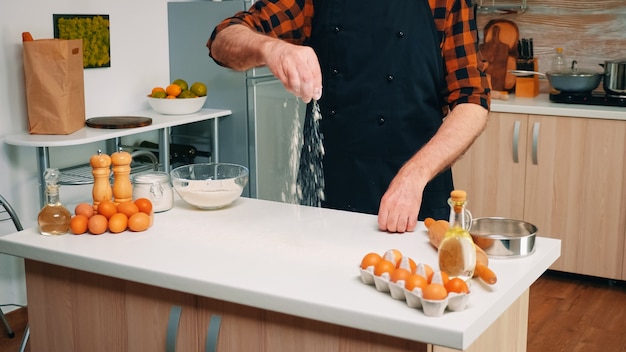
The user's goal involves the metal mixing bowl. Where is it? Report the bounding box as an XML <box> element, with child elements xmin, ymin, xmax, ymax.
<box><xmin>469</xmin><ymin>217</ymin><xmax>537</xmax><ymax>258</ymax></box>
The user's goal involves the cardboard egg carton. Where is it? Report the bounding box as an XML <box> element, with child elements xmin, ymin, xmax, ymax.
<box><xmin>359</xmin><ymin>262</ymin><xmax>471</xmax><ymax>317</ymax></box>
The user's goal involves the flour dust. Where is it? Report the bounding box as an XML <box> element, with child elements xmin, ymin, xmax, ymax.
<box><xmin>296</xmin><ymin>100</ymin><xmax>325</xmax><ymax>207</ymax></box>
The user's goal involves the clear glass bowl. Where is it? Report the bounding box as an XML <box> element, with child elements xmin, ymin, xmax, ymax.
<box><xmin>170</xmin><ymin>163</ymin><xmax>249</xmax><ymax>209</ymax></box>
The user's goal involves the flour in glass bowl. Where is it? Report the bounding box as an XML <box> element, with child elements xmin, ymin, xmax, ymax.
<box><xmin>175</xmin><ymin>179</ymin><xmax>243</xmax><ymax>209</ymax></box>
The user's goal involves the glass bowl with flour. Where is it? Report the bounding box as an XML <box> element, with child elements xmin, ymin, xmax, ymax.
<box><xmin>170</xmin><ymin>163</ymin><xmax>249</xmax><ymax>209</ymax></box>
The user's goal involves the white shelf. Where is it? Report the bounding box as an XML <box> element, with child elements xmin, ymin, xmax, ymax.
<box><xmin>4</xmin><ymin>108</ymin><xmax>231</xmax><ymax>147</ymax></box>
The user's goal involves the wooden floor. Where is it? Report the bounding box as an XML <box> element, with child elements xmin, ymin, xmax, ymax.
<box><xmin>1</xmin><ymin>270</ymin><xmax>625</xmax><ymax>352</ymax></box>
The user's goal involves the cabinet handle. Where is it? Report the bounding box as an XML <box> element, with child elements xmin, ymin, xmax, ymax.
<box><xmin>166</xmin><ymin>305</ymin><xmax>182</xmax><ymax>352</ymax></box>
<box><xmin>205</xmin><ymin>315</ymin><xmax>222</xmax><ymax>352</ymax></box>
<box><xmin>512</xmin><ymin>120</ymin><xmax>520</xmax><ymax>163</ymax></box>
<box><xmin>532</xmin><ymin>122</ymin><xmax>540</xmax><ymax>165</ymax></box>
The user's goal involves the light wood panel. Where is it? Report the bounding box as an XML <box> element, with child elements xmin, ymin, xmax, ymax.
<box><xmin>477</xmin><ymin>0</ymin><xmax>626</xmax><ymax>93</ymax></box>
<box><xmin>523</xmin><ymin>116</ymin><xmax>626</xmax><ymax>278</ymax></box>
<box><xmin>452</xmin><ymin>112</ymin><xmax>528</xmax><ymax>220</ymax></box>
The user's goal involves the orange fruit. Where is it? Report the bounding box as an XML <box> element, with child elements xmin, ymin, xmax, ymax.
<box><xmin>373</xmin><ymin>259</ymin><xmax>396</xmax><ymax>277</ymax></box>
<box><xmin>422</xmin><ymin>283</ymin><xmax>448</xmax><ymax>301</ymax></box>
<box><xmin>404</xmin><ymin>274</ymin><xmax>428</xmax><ymax>292</ymax></box>
<box><xmin>360</xmin><ymin>252</ymin><xmax>382</xmax><ymax>269</ymax></box>
<box><xmin>166</xmin><ymin>84</ymin><xmax>182</xmax><ymax>97</ymax></box>
<box><xmin>445</xmin><ymin>278</ymin><xmax>470</xmax><ymax>294</ymax></box>
<box><xmin>134</xmin><ymin>198</ymin><xmax>153</xmax><ymax>215</ymax></box>
<box><xmin>151</xmin><ymin>87</ymin><xmax>165</xmax><ymax>95</ymax></box>
<box><xmin>383</xmin><ymin>249</ymin><xmax>403</xmax><ymax>266</ymax></box>
<box><xmin>128</xmin><ymin>212</ymin><xmax>151</xmax><ymax>232</ymax></box>
<box><xmin>108</xmin><ymin>213</ymin><xmax>128</xmax><ymax>233</ymax></box>
<box><xmin>117</xmin><ymin>201</ymin><xmax>139</xmax><ymax>218</ymax></box>
<box><xmin>389</xmin><ymin>268</ymin><xmax>412</xmax><ymax>284</ymax></box>
<box><xmin>97</xmin><ymin>200</ymin><xmax>117</xmax><ymax>219</ymax></box>
<box><xmin>70</xmin><ymin>215</ymin><xmax>89</xmax><ymax>235</ymax></box>
<box><xmin>88</xmin><ymin>214</ymin><xmax>108</xmax><ymax>235</ymax></box>
<box><xmin>74</xmin><ymin>202</ymin><xmax>94</xmax><ymax>219</ymax></box>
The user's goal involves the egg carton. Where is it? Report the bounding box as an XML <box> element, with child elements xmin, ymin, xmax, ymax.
<box><xmin>358</xmin><ymin>264</ymin><xmax>471</xmax><ymax>317</ymax></box>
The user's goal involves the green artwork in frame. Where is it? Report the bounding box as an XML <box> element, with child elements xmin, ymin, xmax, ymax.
<box><xmin>54</xmin><ymin>14</ymin><xmax>110</xmax><ymax>69</ymax></box>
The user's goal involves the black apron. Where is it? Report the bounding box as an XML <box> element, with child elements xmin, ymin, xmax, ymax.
<box><xmin>298</xmin><ymin>0</ymin><xmax>453</xmax><ymax>221</ymax></box>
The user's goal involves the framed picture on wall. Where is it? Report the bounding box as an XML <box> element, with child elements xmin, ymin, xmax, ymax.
<box><xmin>53</xmin><ymin>14</ymin><xmax>111</xmax><ymax>69</ymax></box>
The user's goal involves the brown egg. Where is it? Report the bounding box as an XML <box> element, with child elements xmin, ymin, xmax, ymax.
<box><xmin>70</xmin><ymin>215</ymin><xmax>89</xmax><ymax>235</ymax></box>
<box><xmin>128</xmin><ymin>212</ymin><xmax>150</xmax><ymax>232</ymax></box>
<box><xmin>108</xmin><ymin>213</ymin><xmax>128</xmax><ymax>234</ymax></box>
<box><xmin>74</xmin><ymin>203</ymin><xmax>94</xmax><ymax>219</ymax></box>
<box><xmin>422</xmin><ymin>283</ymin><xmax>448</xmax><ymax>301</ymax></box>
<box><xmin>117</xmin><ymin>201</ymin><xmax>139</xmax><ymax>218</ymax></box>
<box><xmin>88</xmin><ymin>214</ymin><xmax>108</xmax><ymax>235</ymax></box>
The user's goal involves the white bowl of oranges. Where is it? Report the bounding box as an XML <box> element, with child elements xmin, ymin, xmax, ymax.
<box><xmin>147</xmin><ymin>79</ymin><xmax>207</xmax><ymax>115</ymax></box>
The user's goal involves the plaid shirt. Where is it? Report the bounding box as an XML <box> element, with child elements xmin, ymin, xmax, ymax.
<box><xmin>208</xmin><ymin>0</ymin><xmax>490</xmax><ymax>110</ymax></box>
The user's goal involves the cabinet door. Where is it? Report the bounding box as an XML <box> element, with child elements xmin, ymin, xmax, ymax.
<box><xmin>523</xmin><ymin>115</ymin><xmax>626</xmax><ymax>279</ymax></box>
<box><xmin>25</xmin><ymin>260</ymin><xmax>199</xmax><ymax>352</ymax></box>
<box><xmin>453</xmin><ymin>112</ymin><xmax>528</xmax><ymax>220</ymax></box>
<box><xmin>196</xmin><ymin>296</ymin><xmax>427</xmax><ymax>352</ymax></box>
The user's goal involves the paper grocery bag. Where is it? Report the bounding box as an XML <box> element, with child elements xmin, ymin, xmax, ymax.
<box><xmin>23</xmin><ymin>39</ymin><xmax>85</xmax><ymax>135</ymax></box>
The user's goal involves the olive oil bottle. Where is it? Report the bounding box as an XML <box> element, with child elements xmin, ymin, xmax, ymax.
<box><xmin>438</xmin><ymin>190</ymin><xmax>476</xmax><ymax>282</ymax></box>
<box><xmin>37</xmin><ymin>168</ymin><xmax>71</xmax><ymax>236</ymax></box>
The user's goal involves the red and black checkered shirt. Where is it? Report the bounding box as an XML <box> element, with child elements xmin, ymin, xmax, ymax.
<box><xmin>207</xmin><ymin>0</ymin><xmax>490</xmax><ymax>111</ymax></box>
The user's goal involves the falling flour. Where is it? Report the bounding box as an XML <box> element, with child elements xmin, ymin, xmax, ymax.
<box><xmin>296</xmin><ymin>100</ymin><xmax>325</xmax><ymax>207</ymax></box>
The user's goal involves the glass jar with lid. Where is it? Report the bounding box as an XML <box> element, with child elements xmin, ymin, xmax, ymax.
<box><xmin>132</xmin><ymin>171</ymin><xmax>174</xmax><ymax>212</ymax></box>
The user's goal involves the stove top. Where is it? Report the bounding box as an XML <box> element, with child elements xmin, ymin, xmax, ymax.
<box><xmin>549</xmin><ymin>92</ymin><xmax>626</xmax><ymax>107</ymax></box>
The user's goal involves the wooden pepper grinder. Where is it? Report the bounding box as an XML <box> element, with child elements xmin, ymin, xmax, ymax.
<box><xmin>90</xmin><ymin>150</ymin><xmax>112</xmax><ymax>211</ymax></box>
<box><xmin>111</xmin><ymin>148</ymin><xmax>133</xmax><ymax>204</ymax></box>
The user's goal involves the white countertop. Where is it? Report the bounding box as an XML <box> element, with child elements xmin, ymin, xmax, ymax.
<box><xmin>491</xmin><ymin>94</ymin><xmax>626</xmax><ymax>120</ymax></box>
<box><xmin>4</xmin><ymin>108</ymin><xmax>231</xmax><ymax>147</ymax></box>
<box><xmin>0</xmin><ymin>197</ymin><xmax>560</xmax><ymax>350</ymax></box>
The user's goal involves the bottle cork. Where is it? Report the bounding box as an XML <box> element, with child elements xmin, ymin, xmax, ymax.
<box><xmin>111</xmin><ymin>148</ymin><xmax>133</xmax><ymax>204</ymax></box>
<box><xmin>90</xmin><ymin>150</ymin><xmax>112</xmax><ymax>210</ymax></box>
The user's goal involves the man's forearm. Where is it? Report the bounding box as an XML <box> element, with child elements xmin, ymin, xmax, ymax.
<box><xmin>400</xmin><ymin>103</ymin><xmax>489</xmax><ymax>184</ymax></box>
<box><xmin>210</xmin><ymin>25</ymin><xmax>275</xmax><ymax>71</ymax></box>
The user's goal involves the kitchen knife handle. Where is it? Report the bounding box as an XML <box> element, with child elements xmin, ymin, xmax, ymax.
<box><xmin>532</xmin><ymin>122</ymin><xmax>540</xmax><ymax>165</ymax></box>
<box><xmin>513</xmin><ymin>120</ymin><xmax>521</xmax><ymax>163</ymax></box>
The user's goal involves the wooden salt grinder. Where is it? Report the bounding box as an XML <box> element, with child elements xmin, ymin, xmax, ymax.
<box><xmin>111</xmin><ymin>148</ymin><xmax>133</xmax><ymax>204</ymax></box>
<box><xmin>90</xmin><ymin>150</ymin><xmax>112</xmax><ymax>211</ymax></box>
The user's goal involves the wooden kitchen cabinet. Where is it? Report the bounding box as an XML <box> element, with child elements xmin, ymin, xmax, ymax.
<box><xmin>195</xmin><ymin>296</ymin><xmax>428</xmax><ymax>352</ymax></box>
<box><xmin>453</xmin><ymin>112</ymin><xmax>626</xmax><ymax>280</ymax></box>
<box><xmin>24</xmin><ymin>260</ymin><xmax>199</xmax><ymax>352</ymax></box>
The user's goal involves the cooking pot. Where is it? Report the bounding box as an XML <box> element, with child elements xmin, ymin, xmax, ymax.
<box><xmin>509</xmin><ymin>60</ymin><xmax>604</xmax><ymax>93</ymax></box>
<box><xmin>601</xmin><ymin>59</ymin><xmax>626</xmax><ymax>95</ymax></box>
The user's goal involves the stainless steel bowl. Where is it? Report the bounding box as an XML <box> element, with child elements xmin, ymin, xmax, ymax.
<box><xmin>469</xmin><ymin>217</ymin><xmax>537</xmax><ymax>258</ymax></box>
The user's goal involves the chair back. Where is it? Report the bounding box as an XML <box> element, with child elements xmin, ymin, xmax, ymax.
<box><xmin>0</xmin><ymin>194</ymin><xmax>24</xmax><ymax>232</ymax></box>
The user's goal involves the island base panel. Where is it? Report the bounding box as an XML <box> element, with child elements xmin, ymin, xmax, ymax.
<box><xmin>24</xmin><ymin>260</ymin><xmax>528</xmax><ymax>351</ymax></box>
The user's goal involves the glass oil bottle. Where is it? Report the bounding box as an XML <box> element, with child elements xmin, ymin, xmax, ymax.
<box><xmin>438</xmin><ymin>190</ymin><xmax>476</xmax><ymax>282</ymax></box>
<box><xmin>37</xmin><ymin>168</ymin><xmax>71</xmax><ymax>236</ymax></box>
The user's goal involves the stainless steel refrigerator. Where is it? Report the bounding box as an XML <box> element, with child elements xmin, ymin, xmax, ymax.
<box><xmin>168</xmin><ymin>0</ymin><xmax>306</xmax><ymax>202</ymax></box>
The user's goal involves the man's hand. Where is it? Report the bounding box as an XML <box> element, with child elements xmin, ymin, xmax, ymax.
<box><xmin>263</xmin><ymin>40</ymin><xmax>322</xmax><ymax>103</ymax></box>
<box><xmin>377</xmin><ymin>164</ymin><xmax>427</xmax><ymax>233</ymax></box>
<box><xmin>211</xmin><ymin>25</ymin><xmax>322</xmax><ymax>103</ymax></box>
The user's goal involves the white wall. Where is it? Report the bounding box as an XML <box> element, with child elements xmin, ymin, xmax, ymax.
<box><xmin>0</xmin><ymin>0</ymin><xmax>171</xmax><ymax>313</ymax></box>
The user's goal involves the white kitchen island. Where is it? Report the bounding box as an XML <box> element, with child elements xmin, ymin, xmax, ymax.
<box><xmin>0</xmin><ymin>197</ymin><xmax>559</xmax><ymax>351</ymax></box>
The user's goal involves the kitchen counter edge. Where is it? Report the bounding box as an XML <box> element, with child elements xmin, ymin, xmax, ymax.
<box><xmin>490</xmin><ymin>94</ymin><xmax>625</xmax><ymax>120</ymax></box>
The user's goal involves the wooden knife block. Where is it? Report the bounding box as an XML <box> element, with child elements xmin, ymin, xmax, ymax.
<box><xmin>515</xmin><ymin>58</ymin><xmax>539</xmax><ymax>97</ymax></box>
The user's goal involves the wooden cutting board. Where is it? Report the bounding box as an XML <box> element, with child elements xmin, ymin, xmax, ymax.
<box><xmin>480</xmin><ymin>26</ymin><xmax>509</xmax><ymax>91</ymax></box>
<box><xmin>480</xmin><ymin>20</ymin><xmax>519</xmax><ymax>91</ymax></box>
<box><xmin>86</xmin><ymin>116</ymin><xmax>152</xmax><ymax>129</ymax></box>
